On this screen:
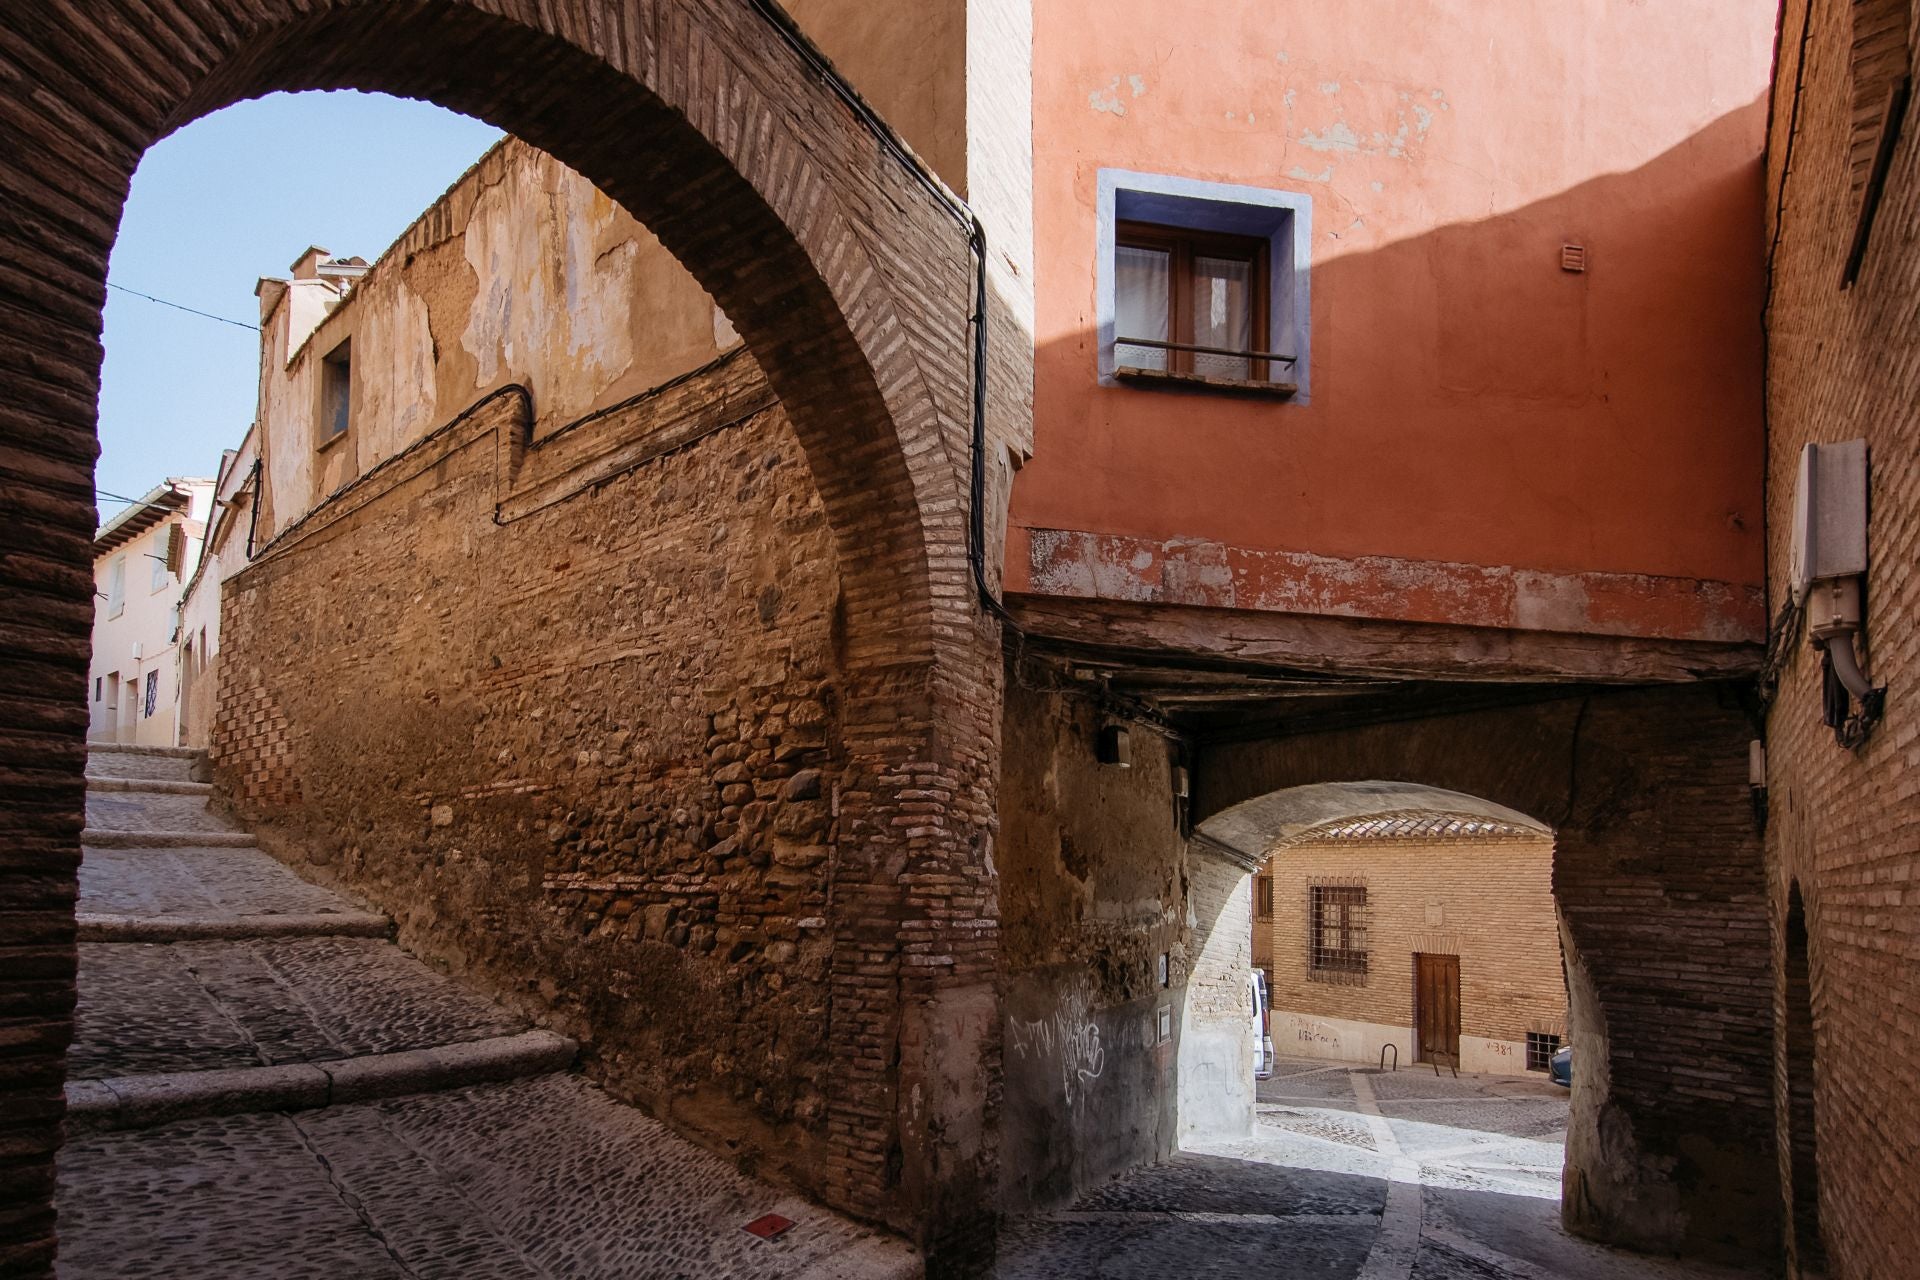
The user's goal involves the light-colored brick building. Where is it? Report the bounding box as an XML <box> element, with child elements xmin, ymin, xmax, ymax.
<box><xmin>1256</xmin><ymin>814</ymin><xmax>1565</xmax><ymax>1078</ymax></box>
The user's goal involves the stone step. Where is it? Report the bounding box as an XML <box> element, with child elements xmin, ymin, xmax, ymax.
<box><xmin>86</xmin><ymin>745</ymin><xmax>203</xmax><ymax>783</ymax></box>
<box><xmin>86</xmin><ymin>742</ymin><xmax>204</xmax><ymax>758</ymax></box>
<box><xmin>77</xmin><ymin>911</ymin><xmax>392</xmax><ymax>943</ymax></box>
<box><xmin>86</xmin><ymin>777</ymin><xmax>213</xmax><ymax>796</ymax></box>
<box><xmin>64</xmin><ymin>1030</ymin><xmax>577</xmax><ymax>1132</ymax></box>
<box><xmin>87</xmin><ymin>790</ymin><xmax>238</xmax><ymax>835</ymax></box>
<box><xmin>80</xmin><ymin>845</ymin><xmax>370</xmax><ymax>921</ymax></box>
<box><xmin>83</xmin><ymin>829</ymin><xmax>256</xmax><ymax>848</ymax></box>
<box><xmin>71</xmin><ymin>937</ymin><xmax>535</xmax><ymax>1084</ymax></box>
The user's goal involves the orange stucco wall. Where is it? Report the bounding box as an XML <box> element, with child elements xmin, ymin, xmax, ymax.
<box><xmin>1013</xmin><ymin>0</ymin><xmax>1775</xmax><ymax>642</ymax></box>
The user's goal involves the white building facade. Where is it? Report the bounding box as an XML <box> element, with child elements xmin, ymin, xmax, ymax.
<box><xmin>88</xmin><ymin>478</ymin><xmax>215</xmax><ymax>746</ymax></box>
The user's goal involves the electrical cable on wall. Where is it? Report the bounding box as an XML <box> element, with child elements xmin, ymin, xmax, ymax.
<box><xmin>742</xmin><ymin>0</ymin><xmax>1013</xmax><ymax>625</ymax></box>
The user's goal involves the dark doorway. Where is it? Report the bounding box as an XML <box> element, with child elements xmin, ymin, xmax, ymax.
<box><xmin>1415</xmin><ymin>952</ymin><xmax>1461</xmax><ymax>1067</ymax></box>
<box><xmin>1784</xmin><ymin>884</ymin><xmax>1825</xmax><ymax>1275</ymax></box>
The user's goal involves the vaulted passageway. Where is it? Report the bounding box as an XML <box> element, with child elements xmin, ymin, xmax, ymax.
<box><xmin>1194</xmin><ymin>686</ymin><xmax>1778</xmax><ymax>1263</ymax></box>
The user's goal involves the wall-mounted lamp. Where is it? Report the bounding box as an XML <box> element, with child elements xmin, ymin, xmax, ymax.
<box><xmin>1791</xmin><ymin>440</ymin><xmax>1886</xmax><ymax>747</ymax></box>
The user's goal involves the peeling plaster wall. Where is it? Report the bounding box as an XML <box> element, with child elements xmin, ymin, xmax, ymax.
<box><xmin>997</xmin><ymin>678</ymin><xmax>1195</xmax><ymax>1212</ymax></box>
<box><xmin>253</xmin><ymin>140</ymin><xmax>728</xmax><ymax>538</ymax></box>
<box><xmin>1016</xmin><ymin>0</ymin><xmax>1776</xmax><ymax>641</ymax></box>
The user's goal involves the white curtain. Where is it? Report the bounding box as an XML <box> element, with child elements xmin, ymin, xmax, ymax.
<box><xmin>1192</xmin><ymin>254</ymin><xmax>1253</xmax><ymax>379</ymax></box>
<box><xmin>1114</xmin><ymin>244</ymin><xmax>1170</xmax><ymax>369</ymax></box>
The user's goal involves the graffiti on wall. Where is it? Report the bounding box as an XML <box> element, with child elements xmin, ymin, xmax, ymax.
<box><xmin>1008</xmin><ymin>1006</ymin><xmax>1108</xmax><ymax>1103</ymax></box>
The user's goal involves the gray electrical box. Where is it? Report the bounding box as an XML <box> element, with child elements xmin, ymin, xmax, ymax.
<box><xmin>1790</xmin><ymin>439</ymin><xmax>1869</xmax><ymax>601</ymax></box>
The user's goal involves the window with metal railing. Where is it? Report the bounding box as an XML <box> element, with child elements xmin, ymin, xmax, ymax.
<box><xmin>1097</xmin><ymin>169</ymin><xmax>1311</xmax><ymax>398</ymax></box>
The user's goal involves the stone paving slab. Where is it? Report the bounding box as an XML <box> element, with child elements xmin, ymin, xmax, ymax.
<box><xmin>997</xmin><ymin>1213</ymin><xmax>1378</xmax><ymax>1279</ymax></box>
<box><xmin>79</xmin><ymin>844</ymin><xmax>367</xmax><ymax>919</ymax></box>
<box><xmin>86</xmin><ymin>790</ymin><xmax>238</xmax><ymax>834</ymax></box>
<box><xmin>56</xmin><ymin>1073</ymin><xmax>918</xmax><ymax>1280</ymax></box>
<box><xmin>1001</xmin><ymin>1058</ymin><xmax>1761</xmax><ymax>1280</ymax></box>
<box><xmin>71</xmin><ymin>938</ymin><xmax>527</xmax><ymax>1079</ymax></box>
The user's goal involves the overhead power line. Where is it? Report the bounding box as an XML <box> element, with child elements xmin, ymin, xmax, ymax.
<box><xmin>106</xmin><ymin>281</ymin><xmax>259</xmax><ymax>332</ymax></box>
<box><xmin>96</xmin><ymin>488</ymin><xmax>180</xmax><ymax>512</ymax></box>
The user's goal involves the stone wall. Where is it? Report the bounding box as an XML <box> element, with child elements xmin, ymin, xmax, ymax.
<box><xmin>1198</xmin><ymin>685</ymin><xmax>1777</xmax><ymax>1263</ymax></box>
<box><xmin>995</xmin><ymin>677</ymin><xmax>1189</xmax><ymax>1212</ymax></box>
<box><xmin>215</xmin><ymin>350</ymin><xmax>866</xmax><ymax>1200</ymax></box>
<box><xmin>1764</xmin><ymin>3</ymin><xmax>1920</xmax><ymax>1275</ymax></box>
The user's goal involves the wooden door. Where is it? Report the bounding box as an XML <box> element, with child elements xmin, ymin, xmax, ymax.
<box><xmin>1415</xmin><ymin>953</ymin><xmax>1461</xmax><ymax>1066</ymax></box>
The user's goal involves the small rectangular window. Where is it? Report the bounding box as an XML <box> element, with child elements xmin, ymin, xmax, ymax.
<box><xmin>143</xmin><ymin>670</ymin><xmax>158</xmax><ymax>719</ymax></box>
<box><xmin>1308</xmin><ymin>881</ymin><xmax>1368</xmax><ymax>983</ymax></box>
<box><xmin>1526</xmin><ymin>1031</ymin><xmax>1563</xmax><ymax>1073</ymax></box>
<box><xmin>94</xmin><ymin>676</ymin><xmax>103</xmax><ymax>702</ymax></box>
<box><xmin>1115</xmin><ymin>221</ymin><xmax>1272</xmax><ymax>382</ymax></box>
<box><xmin>1254</xmin><ymin>874</ymin><xmax>1274</xmax><ymax>922</ymax></box>
<box><xmin>106</xmin><ymin>556</ymin><xmax>126</xmax><ymax>619</ymax></box>
<box><xmin>320</xmin><ymin>339</ymin><xmax>352</xmax><ymax>445</ymax></box>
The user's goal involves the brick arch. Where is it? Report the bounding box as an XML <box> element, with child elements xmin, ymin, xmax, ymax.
<box><xmin>0</xmin><ymin>2</ymin><xmax>998</xmax><ymax>1271</ymax></box>
<box><xmin>1195</xmin><ymin>685</ymin><xmax>1779</xmax><ymax>1266</ymax></box>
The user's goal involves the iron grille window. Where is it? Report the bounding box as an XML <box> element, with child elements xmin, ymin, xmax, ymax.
<box><xmin>1308</xmin><ymin>882</ymin><xmax>1368</xmax><ymax>983</ymax></box>
<box><xmin>1526</xmin><ymin>1031</ymin><xmax>1562</xmax><ymax>1073</ymax></box>
<box><xmin>1254</xmin><ymin>874</ymin><xmax>1274</xmax><ymax>921</ymax></box>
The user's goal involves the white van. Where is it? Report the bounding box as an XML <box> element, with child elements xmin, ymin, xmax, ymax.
<box><xmin>1252</xmin><ymin>969</ymin><xmax>1275</xmax><ymax>1079</ymax></box>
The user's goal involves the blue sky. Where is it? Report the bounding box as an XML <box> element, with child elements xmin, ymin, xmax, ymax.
<box><xmin>97</xmin><ymin>91</ymin><xmax>502</xmax><ymax>520</ymax></box>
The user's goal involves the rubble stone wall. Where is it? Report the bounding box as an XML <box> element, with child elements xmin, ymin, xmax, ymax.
<box><xmin>214</xmin><ymin>352</ymin><xmax>858</xmax><ymax>1207</ymax></box>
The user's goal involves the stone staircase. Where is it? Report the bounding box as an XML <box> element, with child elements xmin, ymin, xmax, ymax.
<box><xmin>58</xmin><ymin>744</ymin><xmax>915</xmax><ymax>1280</ymax></box>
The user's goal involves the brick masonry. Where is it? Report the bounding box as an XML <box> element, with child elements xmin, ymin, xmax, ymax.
<box><xmin>1262</xmin><ymin>826</ymin><xmax>1565</xmax><ymax>1074</ymax></box>
<box><xmin>1197</xmin><ymin>685</ymin><xmax>1779</xmax><ymax>1264</ymax></box>
<box><xmin>0</xmin><ymin>2</ymin><xmax>1006</xmax><ymax>1273</ymax></box>
<box><xmin>1764</xmin><ymin>3</ymin><xmax>1920</xmax><ymax>1276</ymax></box>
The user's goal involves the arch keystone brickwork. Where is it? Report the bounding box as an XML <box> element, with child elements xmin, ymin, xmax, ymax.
<box><xmin>0</xmin><ymin>2</ymin><xmax>1005</xmax><ymax>1271</ymax></box>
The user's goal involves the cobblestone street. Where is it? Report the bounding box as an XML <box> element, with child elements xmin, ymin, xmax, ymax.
<box><xmin>56</xmin><ymin>745</ymin><xmax>915</xmax><ymax>1280</ymax></box>
<box><xmin>994</xmin><ymin>1057</ymin><xmax>1765</xmax><ymax>1279</ymax></box>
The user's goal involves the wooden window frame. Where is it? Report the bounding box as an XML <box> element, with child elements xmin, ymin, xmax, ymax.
<box><xmin>317</xmin><ymin>338</ymin><xmax>353</xmax><ymax>451</ymax></box>
<box><xmin>1843</xmin><ymin>74</ymin><xmax>1910</xmax><ymax>287</ymax></box>
<box><xmin>1116</xmin><ymin>220</ymin><xmax>1272</xmax><ymax>381</ymax></box>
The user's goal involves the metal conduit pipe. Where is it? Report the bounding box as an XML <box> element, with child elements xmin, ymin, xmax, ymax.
<box><xmin>742</xmin><ymin>0</ymin><xmax>1012</xmax><ymax>623</ymax></box>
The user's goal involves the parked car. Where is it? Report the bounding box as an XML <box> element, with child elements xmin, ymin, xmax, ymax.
<box><xmin>1550</xmin><ymin>1042</ymin><xmax>1572</xmax><ymax>1087</ymax></box>
<box><xmin>1252</xmin><ymin>969</ymin><xmax>1275</xmax><ymax>1079</ymax></box>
